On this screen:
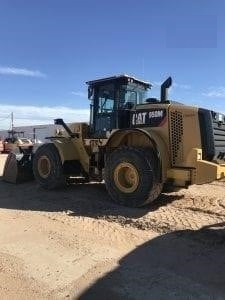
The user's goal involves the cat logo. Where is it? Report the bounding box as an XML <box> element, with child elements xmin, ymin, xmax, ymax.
<box><xmin>132</xmin><ymin>110</ymin><xmax>164</xmax><ymax>125</ymax></box>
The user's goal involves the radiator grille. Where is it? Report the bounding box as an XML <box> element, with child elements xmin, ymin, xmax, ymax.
<box><xmin>170</xmin><ymin>111</ymin><xmax>184</xmax><ymax>165</ymax></box>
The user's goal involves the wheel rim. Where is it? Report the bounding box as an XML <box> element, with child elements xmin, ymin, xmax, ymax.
<box><xmin>37</xmin><ymin>155</ymin><xmax>51</xmax><ymax>178</ymax></box>
<box><xmin>114</xmin><ymin>162</ymin><xmax>139</xmax><ymax>193</ymax></box>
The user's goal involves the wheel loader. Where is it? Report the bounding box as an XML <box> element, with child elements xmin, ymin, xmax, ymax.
<box><xmin>4</xmin><ymin>74</ymin><xmax>225</xmax><ymax>207</ymax></box>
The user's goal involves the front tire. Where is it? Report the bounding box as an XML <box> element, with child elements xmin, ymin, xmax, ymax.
<box><xmin>104</xmin><ymin>146</ymin><xmax>162</xmax><ymax>207</ymax></box>
<box><xmin>33</xmin><ymin>143</ymin><xmax>66</xmax><ymax>189</ymax></box>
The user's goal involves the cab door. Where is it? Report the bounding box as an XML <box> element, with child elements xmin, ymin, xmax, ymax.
<box><xmin>93</xmin><ymin>83</ymin><xmax>116</xmax><ymax>138</ymax></box>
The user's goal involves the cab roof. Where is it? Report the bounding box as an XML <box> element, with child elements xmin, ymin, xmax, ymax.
<box><xmin>86</xmin><ymin>74</ymin><xmax>152</xmax><ymax>89</ymax></box>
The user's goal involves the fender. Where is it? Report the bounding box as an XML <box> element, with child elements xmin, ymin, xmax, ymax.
<box><xmin>52</xmin><ymin>138</ymin><xmax>90</xmax><ymax>173</ymax></box>
<box><xmin>106</xmin><ymin>128</ymin><xmax>170</xmax><ymax>181</ymax></box>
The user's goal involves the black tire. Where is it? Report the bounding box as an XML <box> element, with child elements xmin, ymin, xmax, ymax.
<box><xmin>33</xmin><ymin>143</ymin><xmax>66</xmax><ymax>189</ymax></box>
<box><xmin>104</xmin><ymin>146</ymin><xmax>162</xmax><ymax>207</ymax></box>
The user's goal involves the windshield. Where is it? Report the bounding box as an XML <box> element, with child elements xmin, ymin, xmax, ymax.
<box><xmin>120</xmin><ymin>83</ymin><xmax>148</xmax><ymax>106</ymax></box>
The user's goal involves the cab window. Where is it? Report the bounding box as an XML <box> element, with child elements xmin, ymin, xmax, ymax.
<box><xmin>119</xmin><ymin>83</ymin><xmax>147</xmax><ymax>107</ymax></box>
<box><xmin>98</xmin><ymin>84</ymin><xmax>115</xmax><ymax>113</ymax></box>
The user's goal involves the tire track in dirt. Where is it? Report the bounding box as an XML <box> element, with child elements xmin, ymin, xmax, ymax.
<box><xmin>28</xmin><ymin>183</ymin><xmax>225</xmax><ymax>236</ymax></box>
<box><xmin>0</xmin><ymin>180</ymin><xmax>225</xmax><ymax>298</ymax></box>
<box><xmin>0</xmin><ymin>180</ymin><xmax>225</xmax><ymax>236</ymax></box>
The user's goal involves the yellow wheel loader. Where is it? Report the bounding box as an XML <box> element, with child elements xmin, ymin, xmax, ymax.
<box><xmin>4</xmin><ymin>75</ymin><xmax>225</xmax><ymax>207</ymax></box>
<box><xmin>3</xmin><ymin>147</ymin><xmax>34</xmax><ymax>183</ymax></box>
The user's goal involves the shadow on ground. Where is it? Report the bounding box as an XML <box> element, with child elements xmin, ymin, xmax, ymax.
<box><xmin>78</xmin><ymin>222</ymin><xmax>225</xmax><ymax>300</ymax></box>
<box><xmin>0</xmin><ymin>179</ymin><xmax>183</xmax><ymax>219</ymax></box>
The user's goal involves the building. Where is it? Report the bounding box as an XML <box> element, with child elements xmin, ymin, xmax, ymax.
<box><xmin>0</xmin><ymin>124</ymin><xmax>61</xmax><ymax>143</ymax></box>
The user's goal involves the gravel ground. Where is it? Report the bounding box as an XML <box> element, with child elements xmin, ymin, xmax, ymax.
<box><xmin>0</xmin><ymin>154</ymin><xmax>225</xmax><ymax>299</ymax></box>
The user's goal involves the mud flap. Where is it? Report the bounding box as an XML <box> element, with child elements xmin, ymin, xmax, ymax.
<box><xmin>3</xmin><ymin>151</ymin><xmax>34</xmax><ymax>183</ymax></box>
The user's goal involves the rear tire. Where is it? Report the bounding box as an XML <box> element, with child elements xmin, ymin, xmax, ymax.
<box><xmin>33</xmin><ymin>143</ymin><xmax>66</xmax><ymax>189</ymax></box>
<box><xmin>104</xmin><ymin>146</ymin><xmax>162</xmax><ymax>207</ymax></box>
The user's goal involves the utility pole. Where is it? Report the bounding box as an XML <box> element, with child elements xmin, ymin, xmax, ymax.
<box><xmin>11</xmin><ymin>112</ymin><xmax>14</xmax><ymax>131</ymax></box>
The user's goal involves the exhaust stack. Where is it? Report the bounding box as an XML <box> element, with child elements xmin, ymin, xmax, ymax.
<box><xmin>160</xmin><ymin>77</ymin><xmax>172</xmax><ymax>102</ymax></box>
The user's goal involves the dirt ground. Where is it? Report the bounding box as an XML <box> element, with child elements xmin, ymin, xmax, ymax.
<box><xmin>0</xmin><ymin>154</ymin><xmax>225</xmax><ymax>299</ymax></box>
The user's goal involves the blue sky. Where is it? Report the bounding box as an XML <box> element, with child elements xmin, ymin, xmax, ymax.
<box><xmin>0</xmin><ymin>0</ymin><xmax>224</xmax><ymax>129</ymax></box>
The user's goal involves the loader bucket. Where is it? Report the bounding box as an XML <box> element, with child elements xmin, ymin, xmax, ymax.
<box><xmin>3</xmin><ymin>149</ymin><xmax>34</xmax><ymax>183</ymax></box>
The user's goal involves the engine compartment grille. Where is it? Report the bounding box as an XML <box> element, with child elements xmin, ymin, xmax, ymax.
<box><xmin>170</xmin><ymin>111</ymin><xmax>184</xmax><ymax>165</ymax></box>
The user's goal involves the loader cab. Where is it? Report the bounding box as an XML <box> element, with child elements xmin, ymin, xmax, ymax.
<box><xmin>87</xmin><ymin>74</ymin><xmax>151</xmax><ymax>138</ymax></box>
